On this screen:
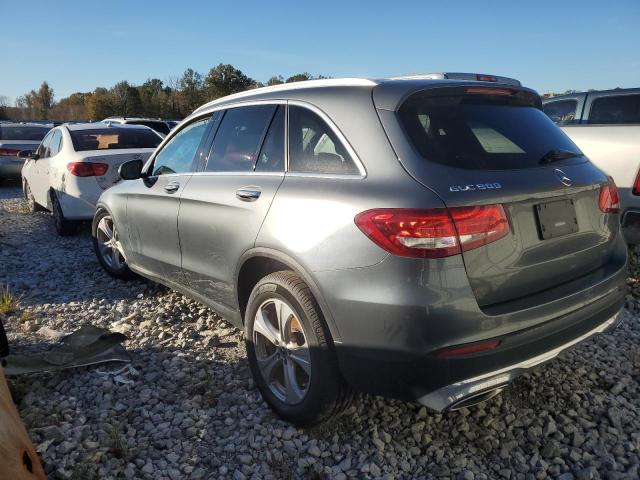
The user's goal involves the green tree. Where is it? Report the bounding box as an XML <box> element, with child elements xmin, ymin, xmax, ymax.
<box><xmin>203</xmin><ymin>63</ymin><xmax>257</xmax><ymax>101</ymax></box>
<box><xmin>111</xmin><ymin>81</ymin><xmax>142</xmax><ymax>117</ymax></box>
<box><xmin>138</xmin><ymin>78</ymin><xmax>165</xmax><ymax>117</ymax></box>
<box><xmin>85</xmin><ymin>88</ymin><xmax>115</xmax><ymax>120</ymax></box>
<box><xmin>266</xmin><ymin>75</ymin><xmax>284</xmax><ymax>86</ymax></box>
<box><xmin>179</xmin><ymin>68</ymin><xmax>204</xmax><ymax>113</ymax></box>
<box><xmin>286</xmin><ymin>73</ymin><xmax>313</xmax><ymax>83</ymax></box>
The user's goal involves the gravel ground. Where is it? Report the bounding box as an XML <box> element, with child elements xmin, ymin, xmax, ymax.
<box><xmin>1</xmin><ymin>183</ymin><xmax>639</xmax><ymax>480</ymax></box>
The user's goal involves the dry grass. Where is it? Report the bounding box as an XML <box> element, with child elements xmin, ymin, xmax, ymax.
<box><xmin>0</xmin><ymin>285</ymin><xmax>20</xmax><ymax>316</ymax></box>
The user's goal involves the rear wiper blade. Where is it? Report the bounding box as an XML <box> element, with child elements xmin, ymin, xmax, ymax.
<box><xmin>539</xmin><ymin>149</ymin><xmax>583</xmax><ymax>164</ymax></box>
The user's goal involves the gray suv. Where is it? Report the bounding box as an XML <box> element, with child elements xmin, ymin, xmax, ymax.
<box><xmin>93</xmin><ymin>75</ymin><xmax>628</xmax><ymax>425</ymax></box>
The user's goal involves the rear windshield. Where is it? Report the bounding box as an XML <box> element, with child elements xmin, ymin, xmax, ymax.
<box><xmin>398</xmin><ymin>89</ymin><xmax>582</xmax><ymax>170</ymax></box>
<box><xmin>0</xmin><ymin>126</ymin><xmax>50</xmax><ymax>141</ymax></box>
<box><xmin>70</xmin><ymin>128</ymin><xmax>162</xmax><ymax>151</ymax></box>
<box><xmin>127</xmin><ymin>120</ymin><xmax>170</xmax><ymax>135</ymax></box>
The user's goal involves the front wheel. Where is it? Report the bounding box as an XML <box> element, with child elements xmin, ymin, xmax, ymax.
<box><xmin>245</xmin><ymin>271</ymin><xmax>352</xmax><ymax>426</ymax></box>
<box><xmin>92</xmin><ymin>209</ymin><xmax>136</xmax><ymax>280</ymax></box>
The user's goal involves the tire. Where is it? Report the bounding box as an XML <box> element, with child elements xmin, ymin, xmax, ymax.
<box><xmin>92</xmin><ymin>209</ymin><xmax>136</xmax><ymax>280</ymax></box>
<box><xmin>245</xmin><ymin>271</ymin><xmax>352</xmax><ymax>426</ymax></box>
<box><xmin>23</xmin><ymin>181</ymin><xmax>45</xmax><ymax>213</ymax></box>
<box><xmin>50</xmin><ymin>190</ymin><xmax>78</xmax><ymax>236</ymax></box>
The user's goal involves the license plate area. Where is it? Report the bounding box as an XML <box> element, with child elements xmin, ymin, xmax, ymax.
<box><xmin>535</xmin><ymin>199</ymin><xmax>578</xmax><ymax>240</ymax></box>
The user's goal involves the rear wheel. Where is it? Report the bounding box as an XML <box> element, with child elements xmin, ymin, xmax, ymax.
<box><xmin>50</xmin><ymin>191</ymin><xmax>78</xmax><ymax>236</ymax></box>
<box><xmin>23</xmin><ymin>181</ymin><xmax>45</xmax><ymax>213</ymax></box>
<box><xmin>92</xmin><ymin>209</ymin><xmax>136</xmax><ymax>280</ymax></box>
<box><xmin>245</xmin><ymin>271</ymin><xmax>352</xmax><ymax>426</ymax></box>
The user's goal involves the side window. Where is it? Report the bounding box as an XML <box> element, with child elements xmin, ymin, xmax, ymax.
<box><xmin>49</xmin><ymin>130</ymin><xmax>62</xmax><ymax>156</ymax></box>
<box><xmin>152</xmin><ymin>117</ymin><xmax>210</xmax><ymax>176</ymax></box>
<box><xmin>255</xmin><ymin>106</ymin><xmax>284</xmax><ymax>172</ymax></box>
<box><xmin>288</xmin><ymin>106</ymin><xmax>359</xmax><ymax>175</ymax></box>
<box><xmin>36</xmin><ymin>131</ymin><xmax>54</xmax><ymax>158</ymax></box>
<box><xmin>543</xmin><ymin>100</ymin><xmax>578</xmax><ymax>125</ymax></box>
<box><xmin>205</xmin><ymin>105</ymin><xmax>276</xmax><ymax>172</ymax></box>
<box><xmin>589</xmin><ymin>94</ymin><xmax>640</xmax><ymax>124</ymax></box>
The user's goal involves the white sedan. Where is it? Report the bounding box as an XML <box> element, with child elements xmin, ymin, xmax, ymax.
<box><xmin>21</xmin><ymin>123</ymin><xmax>162</xmax><ymax>235</ymax></box>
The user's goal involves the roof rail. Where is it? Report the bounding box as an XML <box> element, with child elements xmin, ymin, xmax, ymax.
<box><xmin>193</xmin><ymin>78</ymin><xmax>378</xmax><ymax>114</ymax></box>
<box><xmin>386</xmin><ymin>72</ymin><xmax>521</xmax><ymax>87</ymax></box>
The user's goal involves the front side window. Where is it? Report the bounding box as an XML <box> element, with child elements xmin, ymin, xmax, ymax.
<box><xmin>589</xmin><ymin>94</ymin><xmax>640</xmax><ymax>124</ymax></box>
<box><xmin>543</xmin><ymin>100</ymin><xmax>578</xmax><ymax>124</ymax></box>
<box><xmin>288</xmin><ymin>106</ymin><xmax>359</xmax><ymax>175</ymax></box>
<box><xmin>205</xmin><ymin>105</ymin><xmax>276</xmax><ymax>172</ymax></box>
<box><xmin>152</xmin><ymin>117</ymin><xmax>210</xmax><ymax>176</ymax></box>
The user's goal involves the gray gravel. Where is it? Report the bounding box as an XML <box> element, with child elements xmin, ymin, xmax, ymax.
<box><xmin>1</xmin><ymin>183</ymin><xmax>639</xmax><ymax>480</ymax></box>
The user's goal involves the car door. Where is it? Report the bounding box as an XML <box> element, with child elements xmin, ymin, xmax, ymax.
<box><xmin>28</xmin><ymin>130</ymin><xmax>57</xmax><ymax>206</ymax></box>
<box><xmin>178</xmin><ymin>103</ymin><xmax>285</xmax><ymax>311</ymax></box>
<box><xmin>124</xmin><ymin>115</ymin><xmax>213</xmax><ymax>282</ymax></box>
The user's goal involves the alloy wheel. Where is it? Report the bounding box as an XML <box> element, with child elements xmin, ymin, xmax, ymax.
<box><xmin>253</xmin><ymin>298</ymin><xmax>311</xmax><ymax>405</ymax></box>
<box><xmin>96</xmin><ymin>215</ymin><xmax>126</xmax><ymax>270</ymax></box>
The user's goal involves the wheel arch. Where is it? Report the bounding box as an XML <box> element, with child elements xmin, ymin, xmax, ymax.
<box><xmin>235</xmin><ymin>248</ymin><xmax>342</xmax><ymax>343</ymax></box>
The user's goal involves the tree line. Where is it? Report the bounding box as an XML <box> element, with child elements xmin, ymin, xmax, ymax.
<box><xmin>0</xmin><ymin>64</ymin><xmax>326</xmax><ymax>122</ymax></box>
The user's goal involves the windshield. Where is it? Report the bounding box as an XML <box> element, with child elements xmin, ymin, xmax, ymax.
<box><xmin>70</xmin><ymin>128</ymin><xmax>162</xmax><ymax>151</ymax></box>
<box><xmin>398</xmin><ymin>90</ymin><xmax>582</xmax><ymax>170</ymax></box>
<box><xmin>0</xmin><ymin>126</ymin><xmax>51</xmax><ymax>141</ymax></box>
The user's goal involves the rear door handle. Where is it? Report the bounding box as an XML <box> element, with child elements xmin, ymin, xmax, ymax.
<box><xmin>236</xmin><ymin>186</ymin><xmax>261</xmax><ymax>202</ymax></box>
<box><xmin>164</xmin><ymin>181</ymin><xmax>180</xmax><ymax>193</ymax></box>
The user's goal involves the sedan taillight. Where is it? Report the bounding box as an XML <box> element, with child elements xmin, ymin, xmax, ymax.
<box><xmin>634</xmin><ymin>169</ymin><xmax>640</xmax><ymax>196</ymax></box>
<box><xmin>67</xmin><ymin>162</ymin><xmax>108</xmax><ymax>177</ymax></box>
<box><xmin>598</xmin><ymin>180</ymin><xmax>620</xmax><ymax>213</ymax></box>
<box><xmin>0</xmin><ymin>148</ymin><xmax>20</xmax><ymax>156</ymax></box>
<box><xmin>354</xmin><ymin>205</ymin><xmax>509</xmax><ymax>258</ymax></box>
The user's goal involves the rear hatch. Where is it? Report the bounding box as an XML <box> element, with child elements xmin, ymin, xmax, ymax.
<box><xmin>378</xmin><ymin>85</ymin><xmax>620</xmax><ymax>309</ymax></box>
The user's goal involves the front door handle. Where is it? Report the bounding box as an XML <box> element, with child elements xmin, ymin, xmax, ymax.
<box><xmin>236</xmin><ymin>186</ymin><xmax>261</xmax><ymax>202</ymax></box>
<box><xmin>164</xmin><ymin>181</ymin><xmax>180</xmax><ymax>193</ymax></box>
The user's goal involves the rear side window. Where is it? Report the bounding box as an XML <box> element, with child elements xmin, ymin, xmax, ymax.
<box><xmin>255</xmin><ymin>106</ymin><xmax>285</xmax><ymax>172</ymax></box>
<box><xmin>543</xmin><ymin>100</ymin><xmax>578</xmax><ymax>124</ymax></box>
<box><xmin>205</xmin><ymin>105</ymin><xmax>276</xmax><ymax>172</ymax></box>
<box><xmin>0</xmin><ymin>126</ymin><xmax>50</xmax><ymax>141</ymax></box>
<box><xmin>288</xmin><ymin>106</ymin><xmax>358</xmax><ymax>175</ymax></box>
<box><xmin>589</xmin><ymin>94</ymin><xmax>640</xmax><ymax>124</ymax></box>
<box><xmin>398</xmin><ymin>89</ymin><xmax>581</xmax><ymax>170</ymax></box>
<box><xmin>70</xmin><ymin>128</ymin><xmax>162</xmax><ymax>152</ymax></box>
<box><xmin>152</xmin><ymin>117</ymin><xmax>210</xmax><ymax>176</ymax></box>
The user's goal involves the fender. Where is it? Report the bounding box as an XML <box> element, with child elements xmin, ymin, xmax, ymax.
<box><xmin>236</xmin><ymin>247</ymin><xmax>342</xmax><ymax>343</ymax></box>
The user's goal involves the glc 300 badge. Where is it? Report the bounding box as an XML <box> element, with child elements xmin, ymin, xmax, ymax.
<box><xmin>449</xmin><ymin>182</ymin><xmax>502</xmax><ymax>192</ymax></box>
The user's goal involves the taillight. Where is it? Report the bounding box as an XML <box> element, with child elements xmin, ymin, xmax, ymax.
<box><xmin>67</xmin><ymin>162</ymin><xmax>108</xmax><ymax>177</ymax></box>
<box><xmin>354</xmin><ymin>205</ymin><xmax>509</xmax><ymax>258</ymax></box>
<box><xmin>0</xmin><ymin>148</ymin><xmax>20</xmax><ymax>156</ymax></box>
<box><xmin>598</xmin><ymin>181</ymin><xmax>620</xmax><ymax>213</ymax></box>
<box><xmin>634</xmin><ymin>169</ymin><xmax>640</xmax><ymax>196</ymax></box>
<box><xmin>466</xmin><ymin>87</ymin><xmax>514</xmax><ymax>96</ymax></box>
<box><xmin>476</xmin><ymin>74</ymin><xmax>497</xmax><ymax>82</ymax></box>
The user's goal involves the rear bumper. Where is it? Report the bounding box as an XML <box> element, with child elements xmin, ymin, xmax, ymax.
<box><xmin>0</xmin><ymin>157</ymin><xmax>24</xmax><ymax>178</ymax></box>
<box><xmin>418</xmin><ymin>307</ymin><xmax>623</xmax><ymax>411</ymax></box>
<box><xmin>316</xmin><ymin>236</ymin><xmax>628</xmax><ymax>406</ymax></box>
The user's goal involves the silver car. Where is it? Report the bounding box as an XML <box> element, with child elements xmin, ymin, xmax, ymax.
<box><xmin>93</xmin><ymin>75</ymin><xmax>627</xmax><ymax>425</ymax></box>
<box><xmin>0</xmin><ymin>123</ymin><xmax>51</xmax><ymax>183</ymax></box>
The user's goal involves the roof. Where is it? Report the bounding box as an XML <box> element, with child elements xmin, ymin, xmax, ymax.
<box><xmin>192</xmin><ymin>74</ymin><xmax>535</xmax><ymax>115</ymax></box>
<box><xmin>63</xmin><ymin>122</ymin><xmax>158</xmax><ymax>131</ymax></box>
<box><xmin>0</xmin><ymin>122</ymin><xmax>52</xmax><ymax>128</ymax></box>
<box><xmin>102</xmin><ymin>117</ymin><xmax>167</xmax><ymax>122</ymax></box>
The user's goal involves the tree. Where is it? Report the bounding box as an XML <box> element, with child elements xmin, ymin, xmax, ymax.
<box><xmin>111</xmin><ymin>81</ymin><xmax>142</xmax><ymax>117</ymax></box>
<box><xmin>85</xmin><ymin>88</ymin><xmax>115</xmax><ymax>120</ymax></box>
<box><xmin>203</xmin><ymin>63</ymin><xmax>257</xmax><ymax>101</ymax></box>
<box><xmin>51</xmin><ymin>92</ymin><xmax>88</xmax><ymax>120</ymax></box>
<box><xmin>179</xmin><ymin>68</ymin><xmax>204</xmax><ymax>113</ymax></box>
<box><xmin>286</xmin><ymin>73</ymin><xmax>313</xmax><ymax>83</ymax></box>
<box><xmin>138</xmin><ymin>78</ymin><xmax>165</xmax><ymax>117</ymax></box>
<box><xmin>266</xmin><ymin>75</ymin><xmax>284</xmax><ymax>86</ymax></box>
<box><xmin>0</xmin><ymin>95</ymin><xmax>8</xmax><ymax>120</ymax></box>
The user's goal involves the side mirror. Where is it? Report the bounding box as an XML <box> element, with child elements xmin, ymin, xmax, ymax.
<box><xmin>17</xmin><ymin>150</ymin><xmax>38</xmax><ymax>160</ymax></box>
<box><xmin>118</xmin><ymin>159</ymin><xmax>144</xmax><ymax>180</ymax></box>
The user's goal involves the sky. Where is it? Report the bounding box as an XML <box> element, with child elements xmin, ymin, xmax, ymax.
<box><xmin>1</xmin><ymin>0</ymin><xmax>639</xmax><ymax>104</ymax></box>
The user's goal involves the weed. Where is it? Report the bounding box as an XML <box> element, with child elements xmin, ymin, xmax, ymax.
<box><xmin>0</xmin><ymin>285</ymin><xmax>20</xmax><ymax>315</ymax></box>
<box><xmin>108</xmin><ymin>422</ymin><xmax>128</xmax><ymax>459</ymax></box>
